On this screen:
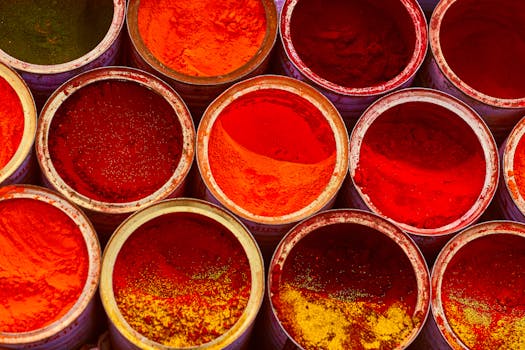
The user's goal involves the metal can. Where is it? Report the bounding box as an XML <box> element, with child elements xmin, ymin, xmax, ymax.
<box><xmin>278</xmin><ymin>0</ymin><xmax>428</xmax><ymax>129</ymax></box>
<box><xmin>342</xmin><ymin>88</ymin><xmax>499</xmax><ymax>263</ymax></box>
<box><xmin>420</xmin><ymin>0</ymin><xmax>525</xmax><ymax>142</ymax></box>
<box><xmin>35</xmin><ymin>67</ymin><xmax>195</xmax><ymax>241</ymax></box>
<box><xmin>0</xmin><ymin>185</ymin><xmax>101</xmax><ymax>350</ymax></box>
<box><xmin>0</xmin><ymin>63</ymin><xmax>37</xmax><ymax>186</ymax></box>
<box><xmin>414</xmin><ymin>221</ymin><xmax>525</xmax><ymax>349</ymax></box>
<box><xmin>0</xmin><ymin>0</ymin><xmax>126</xmax><ymax>109</ymax></box>
<box><xmin>263</xmin><ymin>209</ymin><xmax>430</xmax><ymax>349</ymax></box>
<box><xmin>126</xmin><ymin>0</ymin><xmax>278</xmax><ymax>121</ymax></box>
<box><xmin>496</xmin><ymin>116</ymin><xmax>525</xmax><ymax>222</ymax></box>
<box><xmin>99</xmin><ymin>198</ymin><xmax>265</xmax><ymax>350</ymax></box>
<box><xmin>195</xmin><ymin>74</ymin><xmax>349</xmax><ymax>260</ymax></box>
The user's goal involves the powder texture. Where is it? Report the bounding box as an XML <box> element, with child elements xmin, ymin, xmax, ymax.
<box><xmin>0</xmin><ymin>76</ymin><xmax>24</xmax><ymax>169</ymax></box>
<box><xmin>0</xmin><ymin>0</ymin><xmax>113</xmax><ymax>65</ymax></box>
<box><xmin>137</xmin><ymin>0</ymin><xmax>266</xmax><ymax>77</ymax></box>
<box><xmin>354</xmin><ymin>102</ymin><xmax>485</xmax><ymax>229</ymax></box>
<box><xmin>208</xmin><ymin>89</ymin><xmax>336</xmax><ymax>217</ymax></box>
<box><xmin>0</xmin><ymin>198</ymin><xmax>88</xmax><ymax>332</ymax></box>
<box><xmin>290</xmin><ymin>0</ymin><xmax>413</xmax><ymax>88</ymax></box>
<box><xmin>113</xmin><ymin>212</ymin><xmax>251</xmax><ymax>347</ymax></box>
<box><xmin>271</xmin><ymin>223</ymin><xmax>420</xmax><ymax>350</ymax></box>
<box><xmin>48</xmin><ymin>80</ymin><xmax>183</xmax><ymax>203</ymax></box>
<box><xmin>442</xmin><ymin>233</ymin><xmax>525</xmax><ymax>349</ymax></box>
<box><xmin>440</xmin><ymin>0</ymin><xmax>525</xmax><ymax>99</ymax></box>
<box><xmin>513</xmin><ymin>135</ymin><xmax>525</xmax><ymax>200</ymax></box>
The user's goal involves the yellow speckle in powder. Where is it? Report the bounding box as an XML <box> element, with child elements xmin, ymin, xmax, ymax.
<box><xmin>274</xmin><ymin>284</ymin><xmax>416</xmax><ymax>350</ymax></box>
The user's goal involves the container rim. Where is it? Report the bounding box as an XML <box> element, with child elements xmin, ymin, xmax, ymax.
<box><xmin>126</xmin><ymin>0</ymin><xmax>278</xmax><ymax>87</ymax></box>
<box><xmin>431</xmin><ymin>220</ymin><xmax>525</xmax><ymax>349</ymax></box>
<box><xmin>280</xmin><ymin>0</ymin><xmax>428</xmax><ymax>96</ymax></box>
<box><xmin>429</xmin><ymin>0</ymin><xmax>525</xmax><ymax>109</ymax></box>
<box><xmin>99</xmin><ymin>197</ymin><xmax>265</xmax><ymax>350</ymax></box>
<box><xmin>0</xmin><ymin>63</ymin><xmax>37</xmax><ymax>185</ymax></box>
<box><xmin>501</xmin><ymin>116</ymin><xmax>525</xmax><ymax>215</ymax></box>
<box><xmin>35</xmin><ymin>66</ymin><xmax>196</xmax><ymax>215</ymax></box>
<box><xmin>268</xmin><ymin>209</ymin><xmax>431</xmax><ymax>349</ymax></box>
<box><xmin>0</xmin><ymin>185</ymin><xmax>101</xmax><ymax>345</ymax></box>
<box><xmin>196</xmin><ymin>74</ymin><xmax>350</xmax><ymax>225</ymax></box>
<box><xmin>349</xmin><ymin>87</ymin><xmax>499</xmax><ymax>237</ymax></box>
<box><xmin>0</xmin><ymin>0</ymin><xmax>126</xmax><ymax>75</ymax></box>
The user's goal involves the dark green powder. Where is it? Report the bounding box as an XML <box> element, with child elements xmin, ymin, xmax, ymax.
<box><xmin>0</xmin><ymin>0</ymin><xmax>114</xmax><ymax>65</ymax></box>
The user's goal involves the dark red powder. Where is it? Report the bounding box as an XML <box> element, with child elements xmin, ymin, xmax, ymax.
<box><xmin>48</xmin><ymin>80</ymin><xmax>183</xmax><ymax>203</ymax></box>
<box><xmin>442</xmin><ymin>233</ymin><xmax>525</xmax><ymax>348</ymax></box>
<box><xmin>271</xmin><ymin>222</ymin><xmax>419</xmax><ymax>349</ymax></box>
<box><xmin>354</xmin><ymin>101</ymin><xmax>486</xmax><ymax>229</ymax></box>
<box><xmin>290</xmin><ymin>0</ymin><xmax>414</xmax><ymax>88</ymax></box>
<box><xmin>112</xmin><ymin>212</ymin><xmax>251</xmax><ymax>346</ymax></box>
<box><xmin>440</xmin><ymin>0</ymin><xmax>525</xmax><ymax>99</ymax></box>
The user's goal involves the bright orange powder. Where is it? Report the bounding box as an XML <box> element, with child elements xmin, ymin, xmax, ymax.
<box><xmin>0</xmin><ymin>198</ymin><xmax>88</xmax><ymax>332</ymax></box>
<box><xmin>0</xmin><ymin>76</ymin><xmax>24</xmax><ymax>169</ymax></box>
<box><xmin>137</xmin><ymin>0</ymin><xmax>267</xmax><ymax>77</ymax></box>
<box><xmin>208</xmin><ymin>89</ymin><xmax>337</xmax><ymax>217</ymax></box>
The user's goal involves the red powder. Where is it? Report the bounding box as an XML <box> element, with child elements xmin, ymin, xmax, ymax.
<box><xmin>207</xmin><ymin>89</ymin><xmax>336</xmax><ymax>217</ymax></box>
<box><xmin>0</xmin><ymin>198</ymin><xmax>88</xmax><ymax>332</ymax></box>
<box><xmin>0</xmin><ymin>76</ymin><xmax>24</xmax><ymax>169</ymax></box>
<box><xmin>290</xmin><ymin>0</ymin><xmax>414</xmax><ymax>88</ymax></box>
<box><xmin>354</xmin><ymin>102</ymin><xmax>486</xmax><ymax>229</ymax></box>
<box><xmin>48</xmin><ymin>80</ymin><xmax>183</xmax><ymax>203</ymax></box>
<box><xmin>113</xmin><ymin>212</ymin><xmax>251</xmax><ymax>347</ymax></box>
<box><xmin>513</xmin><ymin>135</ymin><xmax>525</xmax><ymax>199</ymax></box>
<box><xmin>442</xmin><ymin>234</ymin><xmax>525</xmax><ymax>349</ymax></box>
<box><xmin>440</xmin><ymin>0</ymin><xmax>525</xmax><ymax>99</ymax></box>
<box><xmin>271</xmin><ymin>223</ymin><xmax>419</xmax><ymax>349</ymax></box>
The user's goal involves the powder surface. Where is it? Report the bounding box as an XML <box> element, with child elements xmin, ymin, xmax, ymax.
<box><xmin>442</xmin><ymin>233</ymin><xmax>525</xmax><ymax>349</ymax></box>
<box><xmin>0</xmin><ymin>76</ymin><xmax>24</xmax><ymax>169</ymax></box>
<box><xmin>0</xmin><ymin>0</ymin><xmax>113</xmax><ymax>65</ymax></box>
<box><xmin>354</xmin><ymin>102</ymin><xmax>486</xmax><ymax>229</ymax></box>
<box><xmin>513</xmin><ymin>136</ymin><xmax>525</xmax><ymax>200</ymax></box>
<box><xmin>290</xmin><ymin>0</ymin><xmax>413</xmax><ymax>88</ymax></box>
<box><xmin>48</xmin><ymin>80</ymin><xmax>183</xmax><ymax>203</ymax></box>
<box><xmin>208</xmin><ymin>89</ymin><xmax>336</xmax><ymax>217</ymax></box>
<box><xmin>271</xmin><ymin>223</ymin><xmax>420</xmax><ymax>350</ymax></box>
<box><xmin>113</xmin><ymin>212</ymin><xmax>251</xmax><ymax>347</ymax></box>
<box><xmin>137</xmin><ymin>0</ymin><xmax>266</xmax><ymax>77</ymax></box>
<box><xmin>440</xmin><ymin>0</ymin><xmax>525</xmax><ymax>99</ymax></box>
<box><xmin>0</xmin><ymin>198</ymin><xmax>88</xmax><ymax>333</ymax></box>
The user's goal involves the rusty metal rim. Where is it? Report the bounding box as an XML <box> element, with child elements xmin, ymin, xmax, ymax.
<box><xmin>0</xmin><ymin>0</ymin><xmax>126</xmax><ymax>75</ymax></box>
<box><xmin>268</xmin><ymin>209</ymin><xmax>431</xmax><ymax>350</ymax></box>
<box><xmin>35</xmin><ymin>66</ymin><xmax>196</xmax><ymax>215</ymax></box>
<box><xmin>0</xmin><ymin>185</ymin><xmax>101</xmax><ymax>345</ymax></box>
<box><xmin>349</xmin><ymin>87</ymin><xmax>499</xmax><ymax>237</ymax></box>
<box><xmin>99</xmin><ymin>198</ymin><xmax>265</xmax><ymax>350</ymax></box>
<box><xmin>280</xmin><ymin>0</ymin><xmax>428</xmax><ymax>96</ymax></box>
<box><xmin>196</xmin><ymin>74</ymin><xmax>350</xmax><ymax>225</ymax></box>
<box><xmin>0</xmin><ymin>63</ymin><xmax>37</xmax><ymax>185</ymax></box>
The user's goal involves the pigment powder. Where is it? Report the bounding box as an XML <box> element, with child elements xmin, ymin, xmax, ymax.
<box><xmin>207</xmin><ymin>89</ymin><xmax>336</xmax><ymax>217</ymax></box>
<box><xmin>0</xmin><ymin>198</ymin><xmax>88</xmax><ymax>332</ymax></box>
<box><xmin>0</xmin><ymin>76</ymin><xmax>24</xmax><ymax>169</ymax></box>
<box><xmin>137</xmin><ymin>0</ymin><xmax>266</xmax><ymax>77</ymax></box>
<box><xmin>0</xmin><ymin>0</ymin><xmax>113</xmax><ymax>65</ymax></box>
<box><xmin>512</xmin><ymin>135</ymin><xmax>525</xmax><ymax>200</ymax></box>
<box><xmin>439</xmin><ymin>0</ymin><xmax>525</xmax><ymax>99</ymax></box>
<box><xmin>113</xmin><ymin>212</ymin><xmax>251</xmax><ymax>347</ymax></box>
<box><xmin>290</xmin><ymin>0</ymin><xmax>414</xmax><ymax>88</ymax></box>
<box><xmin>441</xmin><ymin>233</ymin><xmax>525</xmax><ymax>349</ymax></box>
<box><xmin>271</xmin><ymin>223</ymin><xmax>420</xmax><ymax>349</ymax></box>
<box><xmin>354</xmin><ymin>102</ymin><xmax>485</xmax><ymax>229</ymax></box>
<box><xmin>48</xmin><ymin>80</ymin><xmax>183</xmax><ymax>203</ymax></box>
